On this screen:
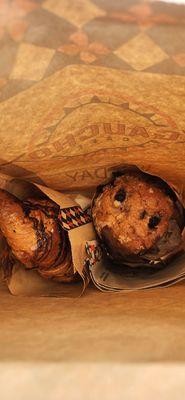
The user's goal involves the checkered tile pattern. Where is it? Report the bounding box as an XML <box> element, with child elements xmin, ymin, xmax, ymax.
<box><xmin>58</xmin><ymin>205</ymin><xmax>92</xmax><ymax>230</ymax></box>
<box><xmin>0</xmin><ymin>0</ymin><xmax>185</xmax><ymax>103</ymax></box>
<box><xmin>85</xmin><ymin>240</ymin><xmax>102</xmax><ymax>268</ymax></box>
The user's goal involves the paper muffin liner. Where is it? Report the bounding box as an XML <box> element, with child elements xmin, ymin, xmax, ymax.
<box><xmin>86</xmin><ymin>164</ymin><xmax>185</xmax><ymax>292</ymax></box>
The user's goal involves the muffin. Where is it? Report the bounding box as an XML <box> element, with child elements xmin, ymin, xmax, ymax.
<box><xmin>92</xmin><ymin>170</ymin><xmax>184</xmax><ymax>265</ymax></box>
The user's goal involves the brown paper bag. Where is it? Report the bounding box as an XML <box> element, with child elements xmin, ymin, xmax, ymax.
<box><xmin>0</xmin><ymin>64</ymin><xmax>184</xmax><ymax>296</ymax></box>
<box><xmin>0</xmin><ymin>66</ymin><xmax>184</xmax><ymax>191</ymax></box>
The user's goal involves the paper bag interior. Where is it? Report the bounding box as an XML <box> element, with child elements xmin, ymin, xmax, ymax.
<box><xmin>0</xmin><ymin>0</ymin><xmax>185</xmax><ymax>393</ymax></box>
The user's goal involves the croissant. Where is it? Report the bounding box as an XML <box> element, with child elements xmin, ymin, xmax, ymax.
<box><xmin>0</xmin><ymin>189</ymin><xmax>77</xmax><ymax>282</ymax></box>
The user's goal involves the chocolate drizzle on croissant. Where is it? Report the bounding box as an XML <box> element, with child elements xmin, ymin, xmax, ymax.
<box><xmin>0</xmin><ymin>189</ymin><xmax>77</xmax><ymax>282</ymax></box>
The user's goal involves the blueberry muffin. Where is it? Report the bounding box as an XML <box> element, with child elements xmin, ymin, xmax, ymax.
<box><xmin>92</xmin><ymin>170</ymin><xmax>184</xmax><ymax>264</ymax></box>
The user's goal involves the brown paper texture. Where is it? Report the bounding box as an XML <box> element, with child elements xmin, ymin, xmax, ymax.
<box><xmin>8</xmin><ymin>263</ymin><xmax>82</xmax><ymax>298</ymax></box>
<box><xmin>1</xmin><ymin>2</ymin><xmax>185</xmax><ymax>395</ymax></box>
<box><xmin>0</xmin><ymin>66</ymin><xmax>184</xmax><ymax>192</ymax></box>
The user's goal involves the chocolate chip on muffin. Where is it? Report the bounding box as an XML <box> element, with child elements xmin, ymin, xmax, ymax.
<box><xmin>92</xmin><ymin>170</ymin><xmax>184</xmax><ymax>265</ymax></box>
<box><xmin>148</xmin><ymin>214</ymin><xmax>161</xmax><ymax>229</ymax></box>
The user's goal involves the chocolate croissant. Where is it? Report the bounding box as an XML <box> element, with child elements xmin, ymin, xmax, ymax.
<box><xmin>0</xmin><ymin>189</ymin><xmax>77</xmax><ymax>282</ymax></box>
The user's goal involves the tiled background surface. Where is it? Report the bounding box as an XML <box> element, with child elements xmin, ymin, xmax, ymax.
<box><xmin>0</xmin><ymin>0</ymin><xmax>185</xmax><ymax>103</ymax></box>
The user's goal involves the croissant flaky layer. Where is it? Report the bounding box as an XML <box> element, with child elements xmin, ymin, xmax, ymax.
<box><xmin>0</xmin><ymin>189</ymin><xmax>77</xmax><ymax>283</ymax></box>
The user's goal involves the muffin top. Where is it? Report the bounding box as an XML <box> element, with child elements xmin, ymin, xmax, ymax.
<box><xmin>92</xmin><ymin>173</ymin><xmax>182</xmax><ymax>259</ymax></box>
